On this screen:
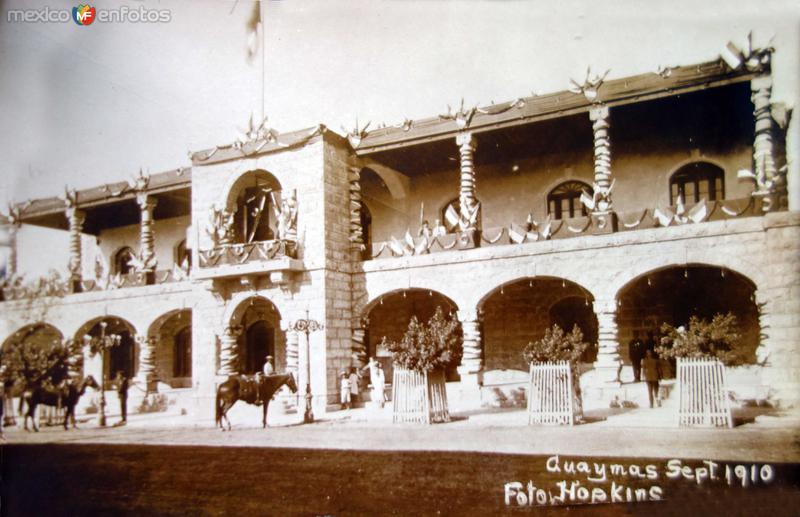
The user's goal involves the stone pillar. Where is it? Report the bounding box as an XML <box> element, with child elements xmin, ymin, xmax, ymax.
<box><xmin>751</xmin><ymin>76</ymin><xmax>787</xmax><ymax>212</ymax></box>
<box><xmin>218</xmin><ymin>325</ymin><xmax>242</xmax><ymax>377</ymax></box>
<box><xmin>135</xmin><ymin>334</ymin><xmax>157</xmax><ymax>393</ymax></box>
<box><xmin>457</xmin><ymin>309</ymin><xmax>483</xmax><ymax>404</ymax></box>
<box><xmin>456</xmin><ymin>132</ymin><xmax>480</xmax><ymax>248</ymax></box>
<box><xmin>589</xmin><ymin>105</ymin><xmax>617</xmax><ymax>233</ymax></box>
<box><xmin>347</xmin><ymin>166</ymin><xmax>365</xmax><ymax>259</ymax></box>
<box><xmin>593</xmin><ymin>298</ymin><xmax>621</xmax><ymax>384</ymax></box>
<box><xmin>137</xmin><ymin>192</ymin><xmax>158</xmax><ymax>280</ymax></box>
<box><xmin>66</xmin><ymin>206</ymin><xmax>85</xmax><ymax>292</ymax></box>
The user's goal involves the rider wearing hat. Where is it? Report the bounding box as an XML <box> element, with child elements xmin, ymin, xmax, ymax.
<box><xmin>263</xmin><ymin>355</ymin><xmax>275</xmax><ymax>376</ymax></box>
<box><xmin>255</xmin><ymin>355</ymin><xmax>275</xmax><ymax>405</ymax></box>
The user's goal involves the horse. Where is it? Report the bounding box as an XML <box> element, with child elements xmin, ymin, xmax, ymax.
<box><xmin>215</xmin><ymin>372</ymin><xmax>297</xmax><ymax>431</ymax></box>
<box><xmin>22</xmin><ymin>375</ymin><xmax>100</xmax><ymax>432</ymax></box>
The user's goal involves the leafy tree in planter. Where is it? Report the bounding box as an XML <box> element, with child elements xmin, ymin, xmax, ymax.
<box><xmin>657</xmin><ymin>312</ymin><xmax>743</xmax><ymax>366</ymax></box>
<box><xmin>383</xmin><ymin>306</ymin><xmax>461</xmax><ymax>372</ymax></box>
<box><xmin>523</xmin><ymin>324</ymin><xmax>589</xmax><ymax>418</ymax></box>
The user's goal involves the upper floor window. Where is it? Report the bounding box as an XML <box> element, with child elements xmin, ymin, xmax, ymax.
<box><xmin>113</xmin><ymin>247</ymin><xmax>135</xmax><ymax>275</ymax></box>
<box><xmin>547</xmin><ymin>181</ymin><xmax>592</xmax><ymax>220</ymax></box>
<box><xmin>175</xmin><ymin>239</ymin><xmax>191</xmax><ymax>269</ymax></box>
<box><xmin>226</xmin><ymin>170</ymin><xmax>282</xmax><ymax>244</ymax></box>
<box><xmin>670</xmin><ymin>162</ymin><xmax>725</xmax><ymax>206</ymax></box>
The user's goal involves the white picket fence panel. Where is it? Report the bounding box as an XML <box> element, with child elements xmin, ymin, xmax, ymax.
<box><xmin>527</xmin><ymin>361</ymin><xmax>574</xmax><ymax>426</ymax></box>
<box><xmin>392</xmin><ymin>368</ymin><xmax>450</xmax><ymax>424</ymax></box>
<box><xmin>677</xmin><ymin>357</ymin><xmax>733</xmax><ymax>428</ymax></box>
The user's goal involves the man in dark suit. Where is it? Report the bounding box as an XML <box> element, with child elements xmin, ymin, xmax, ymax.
<box><xmin>641</xmin><ymin>350</ymin><xmax>663</xmax><ymax>408</ymax></box>
<box><xmin>116</xmin><ymin>371</ymin><xmax>129</xmax><ymax>424</ymax></box>
<box><xmin>628</xmin><ymin>331</ymin><xmax>644</xmax><ymax>382</ymax></box>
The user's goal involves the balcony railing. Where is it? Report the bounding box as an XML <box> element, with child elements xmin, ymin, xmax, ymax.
<box><xmin>370</xmin><ymin>197</ymin><xmax>759</xmax><ymax>259</ymax></box>
<box><xmin>198</xmin><ymin>239</ymin><xmax>298</xmax><ymax>268</ymax></box>
<box><xmin>79</xmin><ymin>268</ymin><xmax>189</xmax><ymax>292</ymax></box>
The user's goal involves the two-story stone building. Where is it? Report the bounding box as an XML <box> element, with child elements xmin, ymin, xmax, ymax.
<box><xmin>2</xmin><ymin>43</ymin><xmax>798</xmax><ymax>421</ymax></box>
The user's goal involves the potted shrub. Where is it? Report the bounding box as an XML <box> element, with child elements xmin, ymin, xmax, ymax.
<box><xmin>657</xmin><ymin>313</ymin><xmax>742</xmax><ymax>427</ymax></box>
<box><xmin>656</xmin><ymin>312</ymin><xmax>743</xmax><ymax>366</ymax></box>
<box><xmin>383</xmin><ymin>306</ymin><xmax>460</xmax><ymax>424</ymax></box>
<box><xmin>522</xmin><ymin>324</ymin><xmax>588</xmax><ymax>422</ymax></box>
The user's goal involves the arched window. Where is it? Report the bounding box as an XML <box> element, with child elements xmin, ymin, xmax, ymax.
<box><xmin>113</xmin><ymin>247</ymin><xmax>135</xmax><ymax>275</ymax></box>
<box><xmin>227</xmin><ymin>171</ymin><xmax>282</xmax><ymax>244</ymax></box>
<box><xmin>173</xmin><ymin>326</ymin><xmax>192</xmax><ymax>378</ymax></box>
<box><xmin>670</xmin><ymin>162</ymin><xmax>725</xmax><ymax>205</ymax></box>
<box><xmin>547</xmin><ymin>181</ymin><xmax>592</xmax><ymax>220</ymax></box>
<box><xmin>175</xmin><ymin>239</ymin><xmax>191</xmax><ymax>269</ymax></box>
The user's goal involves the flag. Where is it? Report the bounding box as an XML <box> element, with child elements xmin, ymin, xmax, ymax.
<box><xmin>246</xmin><ymin>0</ymin><xmax>262</xmax><ymax>63</ymax></box>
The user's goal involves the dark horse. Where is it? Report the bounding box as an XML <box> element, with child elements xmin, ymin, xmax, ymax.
<box><xmin>216</xmin><ymin>373</ymin><xmax>297</xmax><ymax>431</ymax></box>
<box><xmin>22</xmin><ymin>375</ymin><xmax>100</xmax><ymax>432</ymax></box>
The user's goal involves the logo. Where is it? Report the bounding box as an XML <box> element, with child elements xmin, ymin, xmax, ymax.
<box><xmin>72</xmin><ymin>4</ymin><xmax>96</xmax><ymax>25</ymax></box>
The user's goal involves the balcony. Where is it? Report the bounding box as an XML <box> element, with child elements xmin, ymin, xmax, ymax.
<box><xmin>194</xmin><ymin>239</ymin><xmax>302</xmax><ymax>283</ymax></box>
<box><xmin>369</xmin><ymin>197</ymin><xmax>761</xmax><ymax>259</ymax></box>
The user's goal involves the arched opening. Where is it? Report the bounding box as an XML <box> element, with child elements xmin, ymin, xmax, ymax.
<box><xmin>616</xmin><ymin>265</ymin><xmax>758</xmax><ymax>377</ymax></box>
<box><xmin>2</xmin><ymin>323</ymin><xmax>68</xmax><ymax>396</ymax></box>
<box><xmin>547</xmin><ymin>181</ymin><xmax>592</xmax><ymax>220</ymax></box>
<box><xmin>669</xmin><ymin>162</ymin><xmax>725</xmax><ymax>205</ymax></box>
<box><xmin>360</xmin><ymin>167</ymin><xmax>402</xmax><ymax>246</ymax></box>
<box><xmin>479</xmin><ymin>278</ymin><xmax>597</xmax><ymax>372</ymax></box>
<box><xmin>80</xmin><ymin>317</ymin><xmax>137</xmax><ymax>381</ymax></box>
<box><xmin>365</xmin><ymin>289</ymin><xmax>461</xmax><ymax>382</ymax></box>
<box><xmin>224</xmin><ymin>170</ymin><xmax>282</xmax><ymax>244</ymax></box>
<box><xmin>173</xmin><ymin>326</ymin><xmax>191</xmax><ymax>379</ymax></box>
<box><xmin>146</xmin><ymin>309</ymin><xmax>192</xmax><ymax>388</ymax></box>
<box><xmin>113</xmin><ymin>247</ymin><xmax>135</xmax><ymax>276</ymax></box>
<box><xmin>2</xmin><ymin>323</ymin><xmax>63</xmax><ymax>352</ymax></box>
<box><xmin>229</xmin><ymin>297</ymin><xmax>283</xmax><ymax>375</ymax></box>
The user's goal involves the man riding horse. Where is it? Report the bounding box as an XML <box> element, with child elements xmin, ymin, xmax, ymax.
<box><xmin>21</xmin><ymin>375</ymin><xmax>100</xmax><ymax>432</ymax></box>
<box><xmin>216</xmin><ymin>370</ymin><xmax>297</xmax><ymax>431</ymax></box>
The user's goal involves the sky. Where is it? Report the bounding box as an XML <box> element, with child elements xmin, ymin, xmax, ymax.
<box><xmin>0</xmin><ymin>0</ymin><xmax>798</xmax><ymax>208</ymax></box>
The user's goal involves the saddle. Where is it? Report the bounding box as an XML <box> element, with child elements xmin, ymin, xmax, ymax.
<box><xmin>239</xmin><ymin>375</ymin><xmax>262</xmax><ymax>401</ymax></box>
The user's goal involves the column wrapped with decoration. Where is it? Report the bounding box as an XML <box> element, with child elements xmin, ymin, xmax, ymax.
<box><xmin>218</xmin><ymin>325</ymin><xmax>243</xmax><ymax>377</ymax></box>
<box><xmin>593</xmin><ymin>298</ymin><xmax>621</xmax><ymax>384</ymax></box>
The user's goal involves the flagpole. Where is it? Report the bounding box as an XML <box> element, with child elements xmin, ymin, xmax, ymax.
<box><xmin>260</xmin><ymin>0</ymin><xmax>265</xmax><ymax>122</ymax></box>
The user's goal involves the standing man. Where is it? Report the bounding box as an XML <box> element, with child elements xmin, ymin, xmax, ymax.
<box><xmin>116</xmin><ymin>371</ymin><xmax>129</xmax><ymax>425</ymax></box>
<box><xmin>348</xmin><ymin>367</ymin><xmax>360</xmax><ymax>405</ymax></box>
<box><xmin>641</xmin><ymin>350</ymin><xmax>662</xmax><ymax>408</ymax></box>
<box><xmin>374</xmin><ymin>363</ymin><xmax>386</xmax><ymax>409</ymax></box>
<box><xmin>628</xmin><ymin>331</ymin><xmax>644</xmax><ymax>382</ymax></box>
